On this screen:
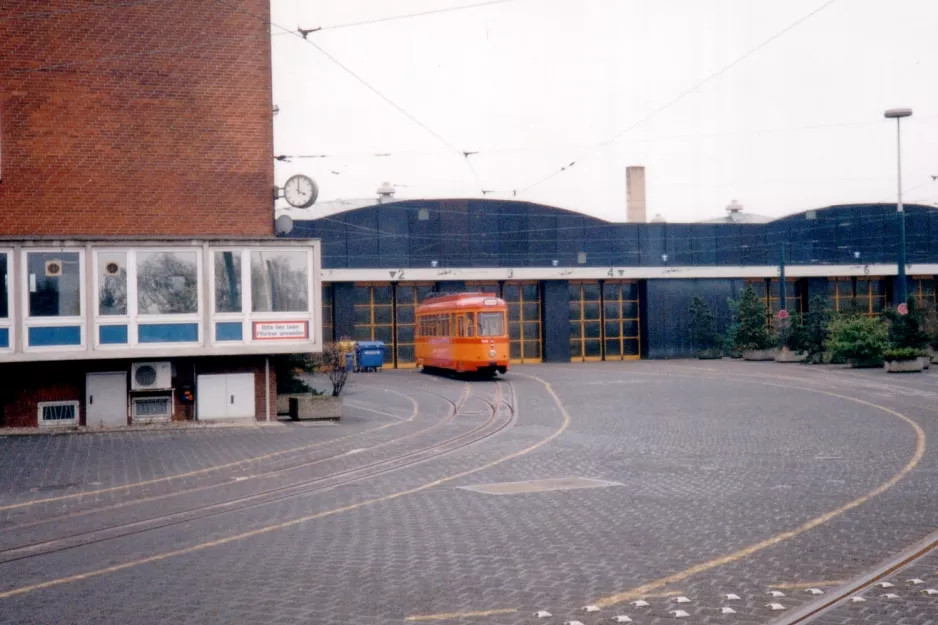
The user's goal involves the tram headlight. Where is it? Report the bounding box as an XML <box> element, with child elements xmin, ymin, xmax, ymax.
<box><xmin>489</xmin><ymin>349</ymin><xmax>496</xmax><ymax>357</ymax></box>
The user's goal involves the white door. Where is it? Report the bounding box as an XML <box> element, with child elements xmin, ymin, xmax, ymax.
<box><xmin>196</xmin><ymin>374</ymin><xmax>229</xmax><ymax>420</ymax></box>
<box><xmin>197</xmin><ymin>373</ymin><xmax>255</xmax><ymax>420</ymax></box>
<box><xmin>86</xmin><ymin>373</ymin><xmax>127</xmax><ymax>427</ymax></box>
<box><xmin>226</xmin><ymin>373</ymin><xmax>255</xmax><ymax>419</ymax></box>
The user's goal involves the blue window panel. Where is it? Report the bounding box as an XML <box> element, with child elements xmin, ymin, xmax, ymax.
<box><xmin>28</xmin><ymin>325</ymin><xmax>81</xmax><ymax>347</ymax></box>
<box><xmin>0</xmin><ymin>328</ymin><xmax>8</xmax><ymax>348</ymax></box>
<box><xmin>215</xmin><ymin>322</ymin><xmax>243</xmax><ymax>341</ymax></box>
<box><xmin>98</xmin><ymin>325</ymin><xmax>129</xmax><ymax>345</ymax></box>
<box><xmin>138</xmin><ymin>323</ymin><xmax>199</xmax><ymax>343</ymax></box>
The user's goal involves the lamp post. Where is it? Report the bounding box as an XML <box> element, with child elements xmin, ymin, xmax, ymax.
<box><xmin>885</xmin><ymin>108</ymin><xmax>912</xmax><ymax>305</ymax></box>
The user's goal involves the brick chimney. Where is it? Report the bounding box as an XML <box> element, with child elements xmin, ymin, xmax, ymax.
<box><xmin>626</xmin><ymin>166</ymin><xmax>646</xmax><ymax>223</ymax></box>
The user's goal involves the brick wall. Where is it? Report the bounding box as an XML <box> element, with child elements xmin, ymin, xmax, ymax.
<box><xmin>0</xmin><ymin>356</ymin><xmax>277</xmax><ymax>427</ymax></box>
<box><xmin>0</xmin><ymin>362</ymin><xmax>84</xmax><ymax>428</ymax></box>
<box><xmin>0</xmin><ymin>0</ymin><xmax>274</xmax><ymax>237</ymax></box>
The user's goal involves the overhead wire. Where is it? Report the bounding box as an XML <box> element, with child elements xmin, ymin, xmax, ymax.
<box><xmin>211</xmin><ymin>0</ymin><xmax>491</xmax><ymax>195</ymax></box>
<box><xmin>518</xmin><ymin>0</ymin><xmax>840</xmax><ymax>195</ymax></box>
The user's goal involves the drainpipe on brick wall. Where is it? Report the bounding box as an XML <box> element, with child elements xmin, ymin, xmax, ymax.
<box><xmin>265</xmin><ymin>357</ymin><xmax>270</xmax><ymax>422</ymax></box>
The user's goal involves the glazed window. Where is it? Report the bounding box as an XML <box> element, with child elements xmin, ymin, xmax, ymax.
<box><xmin>478</xmin><ymin>312</ymin><xmax>505</xmax><ymax>337</ymax></box>
<box><xmin>214</xmin><ymin>251</ymin><xmax>242</xmax><ymax>313</ymax></box>
<box><xmin>137</xmin><ymin>251</ymin><xmax>199</xmax><ymax>315</ymax></box>
<box><xmin>97</xmin><ymin>252</ymin><xmax>127</xmax><ymax>316</ymax></box>
<box><xmin>465</xmin><ymin>312</ymin><xmax>475</xmax><ymax>337</ymax></box>
<box><xmin>0</xmin><ymin>253</ymin><xmax>8</xmax><ymax>318</ymax></box>
<box><xmin>251</xmin><ymin>251</ymin><xmax>308</xmax><ymax>313</ymax></box>
<box><xmin>27</xmin><ymin>252</ymin><xmax>82</xmax><ymax>317</ymax></box>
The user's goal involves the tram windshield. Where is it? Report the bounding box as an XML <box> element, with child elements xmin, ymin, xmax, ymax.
<box><xmin>477</xmin><ymin>312</ymin><xmax>505</xmax><ymax>336</ymax></box>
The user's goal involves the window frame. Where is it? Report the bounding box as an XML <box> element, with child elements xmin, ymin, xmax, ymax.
<box><xmin>212</xmin><ymin>246</ymin><xmax>316</xmax><ymax>345</ymax></box>
<box><xmin>21</xmin><ymin>247</ymin><xmax>86</xmax><ymax>352</ymax></box>
<box><xmin>37</xmin><ymin>400</ymin><xmax>80</xmax><ymax>427</ymax></box>
<box><xmin>92</xmin><ymin>247</ymin><xmax>203</xmax><ymax>349</ymax></box>
<box><xmin>0</xmin><ymin>249</ymin><xmax>12</xmax><ymax>351</ymax></box>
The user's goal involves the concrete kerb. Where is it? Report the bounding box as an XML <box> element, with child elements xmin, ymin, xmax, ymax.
<box><xmin>0</xmin><ymin>419</ymin><xmax>298</xmax><ymax>438</ymax></box>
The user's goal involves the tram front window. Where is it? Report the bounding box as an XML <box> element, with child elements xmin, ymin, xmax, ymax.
<box><xmin>478</xmin><ymin>312</ymin><xmax>505</xmax><ymax>336</ymax></box>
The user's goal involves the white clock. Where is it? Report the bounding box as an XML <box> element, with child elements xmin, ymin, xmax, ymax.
<box><xmin>282</xmin><ymin>174</ymin><xmax>318</xmax><ymax>209</ymax></box>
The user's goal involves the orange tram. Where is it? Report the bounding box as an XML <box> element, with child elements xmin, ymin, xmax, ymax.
<box><xmin>415</xmin><ymin>292</ymin><xmax>510</xmax><ymax>377</ymax></box>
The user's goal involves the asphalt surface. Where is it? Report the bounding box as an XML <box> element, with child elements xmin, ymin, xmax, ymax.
<box><xmin>1</xmin><ymin>361</ymin><xmax>937</xmax><ymax>625</ymax></box>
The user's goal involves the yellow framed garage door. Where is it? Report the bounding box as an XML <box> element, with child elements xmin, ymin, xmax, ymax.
<box><xmin>570</xmin><ymin>281</ymin><xmax>602</xmax><ymax>361</ymax></box>
<box><xmin>570</xmin><ymin>280</ymin><xmax>641</xmax><ymax>362</ymax></box>
<box><xmin>394</xmin><ymin>282</ymin><xmax>434</xmax><ymax>368</ymax></box>
<box><xmin>502</xmin><ymin>282</ymin><xmax>542</xmax><ymax>364</ymax></box>
<box><xmin>602</xmin><ymin>280</ymin><xmax>640</xmax><ymax>360</ymax></box>
<box><xmin>353</xmin><ymin>283</ymin><xmax>394</xmax><ymax>365</ymax></box>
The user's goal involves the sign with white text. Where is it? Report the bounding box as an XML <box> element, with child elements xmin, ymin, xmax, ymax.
<box><xmin>253</xmin><ymin>321</ymin><xmax>308</xmax><ymax>341</ymax></box>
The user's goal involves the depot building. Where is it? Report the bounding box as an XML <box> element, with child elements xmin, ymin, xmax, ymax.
<box><xmin>289</xmin><ymin>197</ymin><xmax>938</xmax><ymax>368</ymax></box>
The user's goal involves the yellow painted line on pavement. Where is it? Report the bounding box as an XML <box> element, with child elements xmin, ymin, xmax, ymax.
<box><xmin>0</xmin><ymin>388</ymin><xmax>420</xmax><ymax>513</ymax></box>
<box><xmin>405</xmin><ymin>608</ymin><xmax>517</xmax><ymax>621</ymax></box>
<box><xmin>0</xmin><ymin>377</ymin><xmax>569</xmax><ymax>600</ymax></box>
<box><xmin>769</xmin><ymin>580</ymin><xmax>847</xmax><ymax>590</ymax></box>
<box><xmin>592</xmin><ymin>383</ymin><xmax>926</xmax><ymax>608</ymax></box>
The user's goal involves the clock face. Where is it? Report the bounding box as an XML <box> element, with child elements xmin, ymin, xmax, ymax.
<box><xmin>283</xmin><ymin>174</ymin><xmax>318</xmax><ymax>209</ymax></box>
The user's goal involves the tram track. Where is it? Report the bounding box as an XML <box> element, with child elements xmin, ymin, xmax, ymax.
<box><xmin>0</xmin><ymin>379</ymin><xmax>516</xmax><ymax>566</ymax></box>
<box><xmin>0</xmin><ymin>380</ymin><xmax>468</xmax><ymax>535</ymax></box>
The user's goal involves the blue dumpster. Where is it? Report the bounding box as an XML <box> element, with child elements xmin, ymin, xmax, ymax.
<box><xmin>355</xmin><ymin>341</ymin><xmax>386</xmax><ymax>372</ymax></box>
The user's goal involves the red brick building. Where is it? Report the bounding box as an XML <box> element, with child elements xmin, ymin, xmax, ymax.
<box><xmin>0</xmin><ymin>2</ymin><xmax>321</xmax><ymax>428</ymax></box>
<box><xmin>0</xmin><ymin>0</ymin><xmax>274</xmax><ymax>236</ymax></box>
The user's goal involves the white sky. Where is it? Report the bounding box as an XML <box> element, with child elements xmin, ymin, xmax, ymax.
<box><xmin>270</xmin><ymin>0</ymin><xmax>938</xmax><ymax>223</ymax></box>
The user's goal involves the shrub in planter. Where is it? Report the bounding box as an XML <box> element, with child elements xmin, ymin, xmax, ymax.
<box><xmin>883</xmin><ymin>347</ymin><xmax>927</xmax><ymax>373</ymax></box>
<box><xmin>826</xmin><ymin>314</ymin><xmax>887</xmax><ymax>368</ymax></box>
<box><xmin>313</xmin><ymin>342</ymin><xmax>351</xmax><ymax>397</ymax></box>
<box><xmin>801</xmin><ymin>296</ymin><xmax>832</xmax><ymax>364</ymax></box>
<box><xmin>884</xmin><ymin>298</ymin><xmax>930</xmax><ymax>352</ymax></box>
<box><xmin>884</xmin><ymin>347</ymin><xmax>924</xmax><ymax>362</ymax></box>
<box><xmin>730</xmin><ymin>286</ymin><xmax>775</xmax><ymax>359</ymax></box>
<box><xmin>688</xmin><ymin>296</ymin><xmax>722</xmax><ymax>358</ymax></box>
<box><xmin>775</xmin><ymin>315</ymin><xmax>808</xmax><ymax>362</ymax></box>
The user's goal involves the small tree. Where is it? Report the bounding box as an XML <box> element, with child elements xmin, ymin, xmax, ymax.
<box><xmin>315</xmin><ymin>342</ymin><xmax>350</xmax><ymax>397</ymax></box>
<box><xmin>688</xmin><ymin>296</ymin><xmax>720</xmax><ymax>355</ymax></box>
<box><xmin>731</xmin><ymin>285</ymin><xmax>774</xmax><ymax>351</ymax></box>
<box><xmin>920</xmin><ymin>305</ymin><xmax>938</xmax><ymax>351</ymax></box>
<box><xmin>777</xmin><ymin>315</ymin><xmax>808</xmax><ymax>352</ymax></box>
<box><xmin>826</xmin><ymin>314</ymin><xmax>888</xmax><ymax>367</ymax></box>
<box><xmin>273</xmin><ymin>353</ymin><xmax>314</xmax><ymax>395</ymax></box>
<box><xmin>802</xmin><ymin>296</ymin><xmax>832</xmax><ymax>362</ymax></box>
<box><xmin>883</xmin><ymin>298</ymin><xmax>930</xmax><ymax>352</ymax></box>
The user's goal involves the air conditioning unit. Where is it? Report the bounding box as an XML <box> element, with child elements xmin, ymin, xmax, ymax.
<box><xmin>131</xmin><ymin>362</ymin><xmax>172</xmax><ymax>391</ymax></box>
<box><xmin>45</xmin><ymin>260</ymin><xmax>63</xmax><ymax>277</ymax></box>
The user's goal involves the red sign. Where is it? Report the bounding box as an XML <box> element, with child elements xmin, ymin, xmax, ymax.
<box><xmin>253</xmin><ymin>321</ymin><xmax>309</xmax><ymax>340</ymax></box>
<box><xmin>777</xmin><ymin>309</ymin><xmax>790</xmax><ymax>320</ymax></box>
<box><xmin>897</xmin><ymin>303</ymin><xmax>909</xmax><ymax>316</ymax></box>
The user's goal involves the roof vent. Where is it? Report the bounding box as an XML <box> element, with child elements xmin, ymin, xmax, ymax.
<box><xmin>377</xmin><ymin>181</ymin><xmax>395</xmax><ymax>203</ymax></box>
<box><xmin>651</xmin><ymin>213</ymin><xmax>666</xmax><ymax>223</ymax></box>
<box><xmin>726</xmin><ymin>199</ymin><xmax>743</xmax><ymax>214</ymax></box>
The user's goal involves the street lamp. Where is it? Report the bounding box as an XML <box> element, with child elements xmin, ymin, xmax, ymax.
<box><xmin>885</xmin><ymin>107</ymin><xmax>912</xmax><ymax>305</ymax></box>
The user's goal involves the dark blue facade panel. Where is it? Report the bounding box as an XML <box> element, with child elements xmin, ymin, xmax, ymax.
<box><xmin>645</xmin><ymin>279</ymin><xmax>742</xmax><ymax>359</ymax></box>
<box><xmin>293</xmin><ymin>200</ymin><xmax>938</xmax><ymax>269</ymax></box>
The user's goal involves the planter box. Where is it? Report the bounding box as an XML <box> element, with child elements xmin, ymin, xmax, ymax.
<box><xmin>695</xmin><ymin>349</ymin><xmax>723</xmax><ymax>360</ymax></box>
<box><xmin>919</xmin><ymin>356</ymin><xmax>930</xmax><ymax>370</ymax></box>
<box><xmin>884</xmin><ymin>359</ymin><xmax>925</xmax><ymax>373</ymax></box>
<box><xmin>289</xmin><ymin>395</ymin><xmax>342</xmax><ymax>420</ymax></box>
<box><xmin>775</xmin><ymin>347</ymin><xmax>807</xmax><ymax>363</ymax></box>
<box><xmin>742</xmin><ymin>349</ymin><xmax>777</xmax><ymax>361</ymax></box>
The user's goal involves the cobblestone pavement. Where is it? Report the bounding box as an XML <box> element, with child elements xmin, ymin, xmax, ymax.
<box><xmin>0</xmin><ymin>361</ymin><xmax>937</xmax><ymax>625</ymax></box>
<box><xmin>788</xmin><ymin>539</ymin><xmax>938</xmax><ymax>625</ymax></box>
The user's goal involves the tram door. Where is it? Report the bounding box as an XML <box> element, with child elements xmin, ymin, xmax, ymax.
<box><xmin>570</xmin><ymin>280</ymin><xmax>641</xmax><ymax>362</ymax></box>
<box><xmin>394</xmin><ymin>283</ymin><xmax>434</xmax><ymax>368</ymax></box>
<box><xmin>352</xmin><ymin>283</ymin><xmax>394</xmax><ymax>365</ymax></box>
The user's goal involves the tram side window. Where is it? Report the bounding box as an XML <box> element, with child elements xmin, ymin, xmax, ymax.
<box><xmin>465</xmin><ymin>312</ymin><xmax>475</xmax><ymax>337</ymax></box>
<box><xmin>457</xmin><ymin>315</ymin><xmax>465</xmax><ymax>337</ymax></box>
<box><xmin>478</xmin><ymin>311</ymin><xmax>505</xmax><ymax>336</ymax></box>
